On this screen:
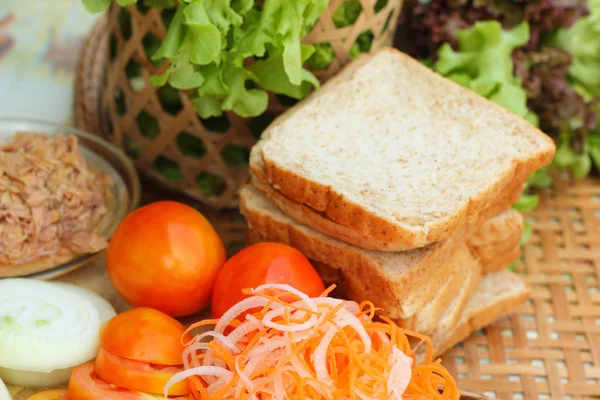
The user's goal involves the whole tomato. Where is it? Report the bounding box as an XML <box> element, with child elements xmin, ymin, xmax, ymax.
<box><xmin>211</xmin><ymin>242</ymin><xmax>325</xmax><ymax>318</ymax></box>
<box><xmin>106</xmin><ymin>201</ymin><xmax>226</xmax><ymax>317</ymax></box>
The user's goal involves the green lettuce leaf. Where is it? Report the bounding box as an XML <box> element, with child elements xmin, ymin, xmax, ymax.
<box><xmin>251</xmin><ymin>45</ymin><xmax>318</xmax><ymax>99</ymax></box>
<box><xmin>143</xmin><ymin>0</ymin><xmax>175</xmax><ymax>7</ymax></box>
<box><xmin>152</xmin><ymin>6</ymin><xmax>187</xmax><ymax>60</ymax></box>
<box><xmin>527</xmin><ymin>167</ymin><xmax>553</xmax><ymax>189</ymax></box>
<box><xmin>167</xmin><ymin>53</ymin><xmax>205</xmax><ymax>90</ymax></box>
<box><xmin>520</xmin><ymin>221</ymin><xmax>533</xmax><ymax>246</ymax></box>
<box><xmin>434</xmin><ymin>21</ymin><xmax>534</xmax><ymax>122</ymax></box>
<box><xmin>222</xmin><ymin>67</ymin><xmax>269</xmax><ymax>117</ymax></box>
<box><xmin>553</xmin><ymin>133</ymin><xmax>593</xmax><ymax>178</ymax></box>
<box><xmin>555</xmin><ymin>0</ymin><xmax>600</xmax><ymax>99</ymax></box>
<box><xmin>305</xmin><ymin>43</ymin><xmax>335</xmax><ymax>70</ymax></box>
<box><xmin>183</xmin><ymin>3</ymin><xmax>222</xmax><ymax>65</ymax></box>
<box><xmin>82</xmin><ymin>0</ymin><xmax>111</xmax><ymax>12</ymax></box>
<box><xmin>511</xmin><ymin>193</ymin><xmax>540</xmax><ymax>213</ymax></box>
<box><xmin>332</xmin><ymin>0</ymin><xmax>362</xmax><ymax>28</ymax></box>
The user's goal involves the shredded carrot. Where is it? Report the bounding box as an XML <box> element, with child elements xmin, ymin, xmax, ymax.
<box><xmin>165</xmin><ymin>284</ymin><xmax>460</xmax><ymax>399</ymax></box>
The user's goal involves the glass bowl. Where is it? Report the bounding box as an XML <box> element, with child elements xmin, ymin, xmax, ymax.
<box><xmin>0</xmin><ymin>119</ymin><xmax>141</xmax><ymax>280</ymax></box>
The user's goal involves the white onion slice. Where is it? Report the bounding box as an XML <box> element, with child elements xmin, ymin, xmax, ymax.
<box><xmin>227</xmin><ymin>318</ymin><xmax>263</xmax><ymax>344</ymax></box>
<box><xmin>0</xmin><ymin>366</ymin><xmax>73</xmax><ymax>389</ymax></box>
<box><xmin>0</xmin><ymin>377</ymin><xmax>10</xmax><ymax>400</ymax></box>
<box><xmin>215</xmin><ymin>297</ymin><xmax>271</xmax><ymax>334</ymax></box>
<box><xmin>164</xmin><ymin>366</ymin><xmax>233</xmax><ymax>397</ymax></box>
<box><xmin>53</xmin><ymin>283</ymin><xmax>116</xmax><ymax>324</ymax></box>
<box><xmin>0</xmin><ymin>279</ymin><xmax>115</xmax><ymax>386</ymax></box>
<box><xmin>387</xmin><ymin>346</ymin><xmax>413</xmax><ymax>398</ymax></box>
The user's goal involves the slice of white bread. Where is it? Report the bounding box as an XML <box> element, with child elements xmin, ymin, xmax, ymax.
<box><xmin>240</xmin><ymin>184</ymin><xmax>521</xmax><ymax>320</ymax></box>
<box><xmin>250</xmin><ymin>167</ymin><xmax>524</xmax><ymax>255</ymax></box>
<box><xmin>251</xmin><ymin>48</ymin><xmax>555</xmax><ymax>251</ymax></box>
<box><xmin>398</xmin><ymin>245</ymin><xmax>480</xmax><ymax>333</ymax></box>
<box><xmin>469</xmin><ymin>209</ymin><xmax>524</xmax><ymax>275</ymax></box>
<box><xmin>420</xmin><ymin>269</ymin><xmax>531</xmax><ymax>364</ymax></box>
<box><xmin>252</xmin><ymin>172</ymin><xmax>523</xmax><ymax>275</ymax></box>
<box><xmin>248</xmin><ymin>227</ymin><xmax>481</xmax><ymax>335</ymax></box>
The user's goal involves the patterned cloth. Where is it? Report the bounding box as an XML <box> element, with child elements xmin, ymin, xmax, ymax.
<box><xmin>0</xmin><ymin>0</ymin><xmax>100</xmax><ymax>124</ymax></box>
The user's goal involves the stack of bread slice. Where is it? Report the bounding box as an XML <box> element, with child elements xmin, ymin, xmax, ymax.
<box><xmin>239</xmin><ymin>48</ymin><xmax>556</xmax><ymax>360</ymax></box>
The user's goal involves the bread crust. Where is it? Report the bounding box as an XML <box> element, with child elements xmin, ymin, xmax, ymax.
<box><xmin>411</xmin><ymin>270</ymin><xmax>531</xmax><ymax>363</ymax></box>
<box><xmin>399</xmin><ymin>245</ymin><xmax>481</xmax><ymax>333</ymax></box>
<box><xmin>254</xmin><ymin>48</ymin><xmax>555</xmax><ymax>251</ymax></box>
<box><xmin>430</xmin><ymin>282</ymin><xmax>530</xmax><ymax>361</ymax></box>
<box><xmin>469</xmin><ymin>209</ymin><xmax>524</xmax><ymax>274</ymax></box>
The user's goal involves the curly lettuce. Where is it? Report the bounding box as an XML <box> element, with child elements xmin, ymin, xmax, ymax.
<box><xmin>402</xmin><ymin>0</ymin><xmax>589</xmax><ymax>59</ymax></box>
<box><xmin>552</xmin><ymin>0</ymin><xmax>600</xmax><ymax>174</ymax></box>
<box><xmin>83</xmin><ymin>0</ymin><xmax>328</xmax><ymax>118</ymax></box>
<box><xmin>433</xmin><ymin>21</ymin><xmax>538</xmax><ymax>125</ymax></box>
<box><xmin>556</xmin><ymin>0</ymin><xmax>600</xmax><ymax>100</ymax></box>
<box><xmin>512</xmin><ymin>47</ymin><xmax>597</xmax><ymax>151</ymax></box>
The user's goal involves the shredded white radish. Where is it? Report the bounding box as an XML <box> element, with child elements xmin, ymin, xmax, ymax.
<box><xmin>166</xmin><ymin>284</ymin><xmax>414</xmax><ymax>399</ymax></box>
<box><xmin>0</xmin><ymin>279</ymin><xmax>115</xmax><ymax>387</ymax></box>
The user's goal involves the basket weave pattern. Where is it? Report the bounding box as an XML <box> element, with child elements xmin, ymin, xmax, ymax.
<box><xmin>443</xmin><ymin>177</ymin><xmax>600</xmax><ymax>399</ymax></box>
<box><xmin>101</xmin><ymin>0</ymin><xmax>402</xmax><ymax>209</ymax></box>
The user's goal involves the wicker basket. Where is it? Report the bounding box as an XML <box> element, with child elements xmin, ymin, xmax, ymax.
<box><xmin>100</xmin><ymin>0</ymin><xmax>402</xmax><ymax>210</ymax></box>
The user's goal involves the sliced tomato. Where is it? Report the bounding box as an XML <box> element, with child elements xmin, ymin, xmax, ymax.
<box><xmin>94</xmin><ymin>347</ymin><xmax>189</xmax><ymax>396</ymax></box>
<box><xmin>66</xmin><ymin>362</ymin><xmax>187</xmax><ymax>400</ymax></box>
<box><xmin>26</xmin><ymin>390</ymin><xmax>67</xmax><ymax>400</ymax></box>
<box><xmin>100</xmin><ymin>308</ymin><xmax>192</xmax><ymax>365</ymax></box>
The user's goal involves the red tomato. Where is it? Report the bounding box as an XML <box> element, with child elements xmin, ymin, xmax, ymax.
<box><xmin>106</xmin><ymin>201</ymin><xmax>226</xmax><ymax>317</ymax></box>
<box><xmin>211</xmin><ymin>242</ymin><xmax>325</xmax><ymax>318</ymax></box>
<box><xmin>26</xmin><ymin>390</ymin><xmax>67</xmax><ymax>400</ymax></box>
<box><xmin>94</xmin><ymin>347</ymin><xmax>189</xmax><ymax>396</ymax></box>
<box><xmin>66</xmin><ymin>362</ymin><xmax>187</xmax><ymax>400</ymax></box>
<box><xmin>100</xmin><ymin>308</ymin><xmax>191</xmax><ymax>366</ymax></box>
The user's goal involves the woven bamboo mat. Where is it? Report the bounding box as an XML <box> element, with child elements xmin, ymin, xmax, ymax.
<box><xmin>74</xmin><ymin>17</ymin><xmax>600</xmax><ymax>400</ymax></box>
<box><xmin>441</xmin><ymin>177</ymin><xmax>600</xmax><ymax>399</ymax></box>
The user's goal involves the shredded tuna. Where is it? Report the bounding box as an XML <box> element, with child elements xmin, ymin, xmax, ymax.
<box><xmin>0</xmin><ymin>132</ymin><xmax>110</xmax><ymax>265</ymax></box>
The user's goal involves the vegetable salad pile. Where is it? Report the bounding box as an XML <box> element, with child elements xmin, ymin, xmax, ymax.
<box><xmin>166</xmin><ymin>284</ymin><xmax>459</xmax><ymax>399</ymax></box>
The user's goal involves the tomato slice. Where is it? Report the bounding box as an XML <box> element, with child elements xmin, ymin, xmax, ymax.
<box><xmin>100</xmin><ymin>308</ymin><xmax>192</xmax><ymax>365</ymax></box>
<box><xmin>66</xmin><ymin>362</ymin><xmax>187</xmax><ymax>400</ymax></box>
<box><xmin>94</xmin><ymin>347</ymin><xmax>189</xmax><ymax>396</ymax></box>
<box><xmin>26</xmin><ymin>389</ymin><xmax>67</xmax><ymax>400</ymax></box>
